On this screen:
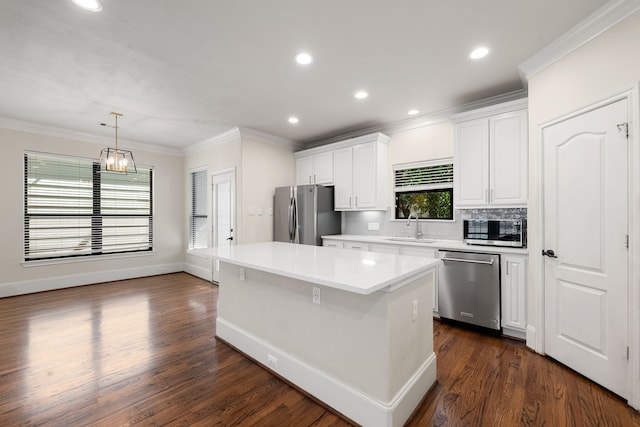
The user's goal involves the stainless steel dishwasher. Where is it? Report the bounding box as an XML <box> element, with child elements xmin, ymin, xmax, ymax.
<box><xmin>437</xmin><ymin>250</ymin><xmax>501</xmax><ymax>331</ymax></box>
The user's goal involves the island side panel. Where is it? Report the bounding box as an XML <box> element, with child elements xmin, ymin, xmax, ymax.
<box><xmin>386</xmin><ymin>269</ymin><xmax>437</xmax><ymax>425</ymax></box>
<box><xmin>217</xmin><ymin>262</ymin><xmax>392</xmax><ymax>400</ymax></box>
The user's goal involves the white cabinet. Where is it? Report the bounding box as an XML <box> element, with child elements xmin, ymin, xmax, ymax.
<box><xmin>295</xmin><ymin>151</ymin><xmax>333</xmax><ymax>185</ymax></box>
<box><xmin>501</xmin><ymin>254</ymin><xmax>527</xmax><ymax>335</ymax></box>
<box><xmin>333</xmin><ymin>133</ymin><xmax>389</xmax><ymax>211</ymax></box>
<box><xmin>322</xmin><ymin>239</ymin><xmax>343</xmax><ymax>249</ymax></box>
<box><xmin>454</xmin><ymin>101</ymin><xmax>528</xmax><ymax>207</ymax></box>
<box><xmin>344</xmin><ymin>241</ymin><xmax>369</xmax><ymax>251</ymax></box>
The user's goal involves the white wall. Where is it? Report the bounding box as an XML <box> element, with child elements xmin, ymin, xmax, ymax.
<box><xmin>183</xmin><ymin>130</ymin><xmax>295</xmax><ymax>279</ymax></box>
<box><xmin>386</xmin><ymin>121</ymin><xmax>455</xmax><ymax>207</ymax></box>
<box><xmin>241</xmin><ymin>137</ymin><xmax>295</xmax><ymax>244</ymax></box>
<box><xmin>0</xmin><ymin>127</ymin><xmax>185</xmax><ymax>297</ymax></box>
<box><xmin>183</xmin><ymin>133</ymin><xmax>242</xmax><ymax>278</ymax></box>
<box><xmin>527</xmin><ymin>10</ymin><xmax>640</xmax><ymax>343</ymax></box>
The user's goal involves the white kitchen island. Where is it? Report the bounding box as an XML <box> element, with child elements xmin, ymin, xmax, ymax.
<box><xmin>192</xmin><ymin>242</ymin><xmax>439</xmax><ymax>427</ymax></box>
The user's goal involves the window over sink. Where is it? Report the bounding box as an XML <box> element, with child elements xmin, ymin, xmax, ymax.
<box><xmin>393</xmin><ymin>159</ymin><xmax>453</xmax><ymax>220</ymax></box>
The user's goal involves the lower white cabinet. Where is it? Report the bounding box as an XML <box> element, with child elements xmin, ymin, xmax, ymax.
<box><xmin>344</xmin><ymin>241</ymin><xmax>368</xmax><ymax>251</ymax></box>
<box><xmin>501</xmin><ymin>254</ymin><xmax>527</xmax><ymax>335</ymax></box>
<box><xmin>323</xmin><ymin>240</ymin><xmax>343</xmax><ymax>249</ymax></box>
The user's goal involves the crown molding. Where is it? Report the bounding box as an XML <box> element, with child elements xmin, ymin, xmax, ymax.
<box><xmin>184</xmin><ymin>127</ymin><xmax>242</xmax><ymax>155</ymax></box>
<box><xmin>238</xmin><ymin>127</ymin><xmax>303</xmax><ymax>151</ymax></box>
<box><xmin>0</xmin><ymin>116</ymin><xmax>183</xmax><ymax>156</ymax></box>
<box><xmin>519</xmin><ymin>0</ymin><xmax>640</xmax><ymax>81</ymax></box>
<box><xmin>184</xmin><ymin>126</ymin><xmax>302</xmax><ymax>155</ymax></box>
<box><xmin>303</xmin><ymin>89</ymin><xmax>527</xmax><ymax>149</ymax></box>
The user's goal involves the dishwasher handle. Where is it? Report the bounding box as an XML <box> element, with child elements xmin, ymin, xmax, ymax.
<box><xmin>441</xmin><ymin>256</ymin><xmax>494</xmax><ymax>265</ymax></box>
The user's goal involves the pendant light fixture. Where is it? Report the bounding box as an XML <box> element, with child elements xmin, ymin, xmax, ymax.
<box><xmin>99</xmin><ymin>112</ymin><xmax>137</xmax><ymax>174</ymax></box>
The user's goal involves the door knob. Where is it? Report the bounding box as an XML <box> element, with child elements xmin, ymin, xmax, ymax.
<box><xmin>542</xmin><ymin>249</ymin><xmax>557</xmax><ymax>258</ymax></box>
<box><xmin>226</xmin><ymin>236</ymin><xmax>233</xmax><ymax>241</ymax></box>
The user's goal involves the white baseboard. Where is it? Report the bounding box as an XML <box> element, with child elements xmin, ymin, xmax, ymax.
<box><xmin>183</xmin><ymin>263</ymin><xmax>211</xmax><ymax>282</ymax></box>
<box><xmin>217</xmin><ymin>316</ymin><xmax>437</xmax><ymax>427</ymax></box>
<box><xmin>503</xmin><ymin>327</ymin><xmax>526</xmax><ymax>341</ymax></box>
<box><xmin>0</xmin><ymin>263</ymin><xmax>184</xmax><ymax>298</ymax></box>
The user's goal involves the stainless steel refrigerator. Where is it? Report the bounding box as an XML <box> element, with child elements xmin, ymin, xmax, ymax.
<box><xmin>274</xmin><ymin>185</ymin><xmax>341</xmax><ymax>245</ymax></box>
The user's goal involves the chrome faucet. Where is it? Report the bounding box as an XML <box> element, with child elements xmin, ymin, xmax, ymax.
<box><xmin>406</xmin><ymin>213</ymin><xmax>423</xmax><ymax>240</ymax></box>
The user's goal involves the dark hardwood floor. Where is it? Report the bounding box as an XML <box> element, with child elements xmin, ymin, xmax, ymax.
<box><xmin>0</xmin><ymin>273</ymin><xmax>638</xmax><ymax>426</ymax></box>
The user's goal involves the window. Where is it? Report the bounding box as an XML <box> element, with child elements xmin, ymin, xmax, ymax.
<box><xmin>24</xmin><ymin>152</ymin><xmax>153</xmax><ymax>261</ymax></box>
<box><xmin>394</xmin><ymin>159</ymin><xmax>453</xmax><ymax>220</ymax></box>
<box><xmin>189</xmin><ymin>169</ymin><xmax>208</xmax><ymax>249</ymax></box>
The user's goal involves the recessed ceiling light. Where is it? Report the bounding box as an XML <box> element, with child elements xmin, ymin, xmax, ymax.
<box><xmin>408</xmin><ymin>109</ymin><xmax>419</xmax><ymax>116</ymax></box>
<box><xmin>295</xmin><ymin>53</ymin><xmax>313</xmax><ymax>65</ymax></box>
<box><xmin>354</xmin><ymin>91</ymin><xmax>368</xmax><ymax>100</ymax></box>
<box><xmin>470</xmin><ymin>47</ymin><xmax>489</xmax><ymax>59</ymax></box>
<box><xmin>71</xmin><ymin>0</ymin><xmax>103</xmax><ymax>12</ymax></box>
<box><xmin>288</xmin><ymin>116</ymin><xmax>299</xmax><ymax>124</ymax></box>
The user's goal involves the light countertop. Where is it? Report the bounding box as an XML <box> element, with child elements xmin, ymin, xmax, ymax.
<box><xmin>189</xmin><ymin>242</ymin><xmax>439</xmax><ymax>295</ymax></box>
<box><xmin>321</xmin><ymin>234</ymin><xmax>529</xmax><ymax>255</ymax></box>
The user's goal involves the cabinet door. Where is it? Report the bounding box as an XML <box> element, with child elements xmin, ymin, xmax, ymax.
<box><xmin>313</xmin><ymin>151</ymin><xmax>334</xmax><ymax>185</ymax></box>
<box><xmin>296</xmin><ymin>156</ymin><xmax>313</xmax><ymax>185</ymax></box>
<box><xmin>322</xmin><ymin>239</ymin><xmax>343</xmax><ymax>249</ymax></box>
<box><xmin>455</xmin><ymin>119</ymin><xmax>489</xmax><ymax>206</ymax></box>
<box><xmin>501</xmin><ymin>255</ymin><xmax>527</xmax><ymax>331</ymax></box>
<box><xmin>344</xmin><ymin>241</ymin><xmax>368</xmax><ymax>251</ymax></box>
<box><xmin>353</xmin><ymin>142</ymin><xmax>377</xmax><ymax>208</ymax></box>
<box><xmin>333</xmin><ymin>147</ymin><xmax>354</xmax><ymax>209</ymax></box>
<box><xmin>490</xmin><ymin>110</ymin><xmax>528</xmax><ymax>205</ymax></box>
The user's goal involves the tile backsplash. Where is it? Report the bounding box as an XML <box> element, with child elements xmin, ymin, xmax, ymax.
<box><xmin>342</xmin><ymin>207</ymin><xmax>527</xmax><ymax>241</ymax></box>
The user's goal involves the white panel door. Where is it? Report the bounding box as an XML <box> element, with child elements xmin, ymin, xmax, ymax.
<box><xmin>490</xmin><ymin>110</ymin><xmax>528</xmax><ymax>205</ymax></box>
<box><xmin>455</xmin><ymin>119</ymin><xmax>489</xmax><ymax>206</ymax></box>
<box><xmin>353</xmin><ymin>142</ymin><xmax>376</xmax><ymax>208</ymax></box>
<box><xmin>333</xmin><ymin>147</ymin><xmax>354</xmax><ymax>209</ymax></box>
<box><xmin>543</xmin><ymin>99</ymin><xmax>628</xmax><ymax>397</ymax></box>
<box><xmin>212</xmin><ymin>170</ymin><xmax>236</xmax><ymax>282</ymax></box>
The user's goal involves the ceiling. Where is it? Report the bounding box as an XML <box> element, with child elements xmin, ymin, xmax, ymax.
<box><xmin>0</xmin><ymin>0</ymin><xmax>609</xmax><ymax>151</ymax></box>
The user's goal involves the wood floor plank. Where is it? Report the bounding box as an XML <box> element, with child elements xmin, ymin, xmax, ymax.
<box><xmin>0</xmin><ymin>272</ymin><xmax>639</xmax><ymax>426</ymax></box>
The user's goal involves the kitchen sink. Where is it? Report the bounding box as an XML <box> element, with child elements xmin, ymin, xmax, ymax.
<box><xmin>386</xmin><ymin>237</ymin><xmax>437</xmax><ymax>244</ymax></box>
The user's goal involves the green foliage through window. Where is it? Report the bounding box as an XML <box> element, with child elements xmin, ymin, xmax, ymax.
<box><xmin>395</xmin><ymin>189</ymin><xmax>453</xmax><ymax>220</ymax></box>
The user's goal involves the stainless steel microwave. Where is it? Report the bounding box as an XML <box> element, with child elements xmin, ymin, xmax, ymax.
<box><xmin>463</xmin><ymin>219</ymin><xmax>527</xmax><ymax>247</ymax></box>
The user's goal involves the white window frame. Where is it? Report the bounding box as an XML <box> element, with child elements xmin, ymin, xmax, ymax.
<box><xmin>393</xmin><ymin>158</ymin><xmax>454</xmax><ymax>221</ymax></box>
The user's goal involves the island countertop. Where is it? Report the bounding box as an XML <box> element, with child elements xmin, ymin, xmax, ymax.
<box><xmin>190</xmin><ymin>241</ymin><xmax>439</xmax><ymax>295</ymax></box>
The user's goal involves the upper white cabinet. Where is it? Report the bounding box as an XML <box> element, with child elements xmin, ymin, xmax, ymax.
<box><xmin>296</xmin><ymin>132</ymin><xmax>389</xmax><ymax>211</ymax></box>
<box><xmin>454</xmin><ymin>100</ymin><xmax>528</xmax><ymax>207</ymax></box>
<box><xmin>333</xmin><ymin>134</ymin><xmax>389</xmax><ymax>211</ymax></box>
<box><xmin>295</xmin><ymin>151</ymin><xmax>333</xmax><ymax>185</ymax></box>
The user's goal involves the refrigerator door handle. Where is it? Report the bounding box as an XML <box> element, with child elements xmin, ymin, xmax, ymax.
<box><xmin>287</xmin><ymin>197</ymin><xmax>294</xmax><ymax>241</ymax></box>
<box><xmin>292</xmin><ymin>196</ymin><xmax>298</xmax><ymax>243</ymax></box>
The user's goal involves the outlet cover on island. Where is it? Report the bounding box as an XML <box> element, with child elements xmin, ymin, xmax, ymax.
<box><xmin>368</xmin><ymin>222</ymin><xmax>380</xmax><ymax>231</ymax></box>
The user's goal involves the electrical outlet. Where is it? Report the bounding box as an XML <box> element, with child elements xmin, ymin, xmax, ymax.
<box><xmin>267</xmin><ymin>354</ymin><xmax>278</xmax><ymax>369</ymax></box>
<box><xmin>368</xmin><ymin>222</ymin><xmax>380</xmax><ymax>231</ymax></box>
<box><xmin>239</xmin><ymin>268</ymin><xmax>245</xmax><ymax>281</ymax></box>
<box><xmin>412</xmin><ymin>299</ymin><xmax>418</xmax><ymax>322</ymax></box>
<box><xmin>312</xmin><ymin>287</ymin><xmax>321</xmax><ymax>304</ymax></box>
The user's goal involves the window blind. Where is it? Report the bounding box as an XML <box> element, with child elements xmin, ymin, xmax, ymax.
<box><xmin>394</xmin><ymin>160</ymin><xmax>453</xmax><ymax>190</ymax></box>
<box><xmin>24</xmin><ymin>152</ymin><xmax>153</xmax><ymax>261</ymax></box>
<box><xmin>189</xmin><ymin>169</ymin><xmax>208</xmax><ymax>249</ymax></box>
